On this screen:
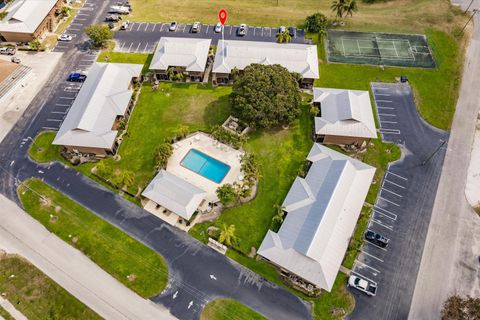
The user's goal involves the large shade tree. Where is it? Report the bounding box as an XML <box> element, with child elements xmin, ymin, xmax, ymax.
<box><xmin>230</xmin><ymin>64</ymin><xmax>301</xmax><ymax>129</ymax></box>
<box><xmin>85</xmin><ymin>24</ymin><xmax>113</xmax><ymax>48</ymax></box>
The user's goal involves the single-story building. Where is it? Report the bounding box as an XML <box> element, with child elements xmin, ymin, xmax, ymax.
<box><xmin>0</xmin><ymin>0</ymin><xmax>64</xmax><ymax>42</ymax></box>
<box><xmin>52</xmin><ymin>62</ymin><xmax>143</xmax><ymax>156</ymax></box>
<box><xmin>0</xmin><ymin>58</ymin><xmax>32</xmax><ymax>105</ymax></box>
<box><xmin>142</xmin><ymin>169</ymin><xmax>207</xmax><ymax>225</ymax></box>
<box><xmin>212</xmin><ymin>40</ymin><xmax>319</xmax><ymax>88</ymax></box>
<box><xmin>313</xmin><ymin>88</ymin><xmax>377</xmax><ymax>146</ymax></box>
<box><xmin>258</xmin><ymin>143</ymin><xmax>375</xmax><ymax>292</ymax></box>
<box><xmin>149</xmin><ymin>37</ymin><xmax>212</xmax><ymax>82</ymax></box>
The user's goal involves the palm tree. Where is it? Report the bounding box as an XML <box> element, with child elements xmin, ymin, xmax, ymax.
<box><xmin>277</xmin><ymin>30</ymin><xmax>292</xmax><ymax>43</ymax></box>
<box><xmin>218</xmin><ymin>224</ymin><xmax>236</xmax><ymax>246</ymax></box>
<box><xmin>331</xmin><ymin>0</ymin><xmax>347</xmax><ymax>19</ymax></box>
<box><xmin>345</xmin><ymin>0</ymin><xmax>358</xmax><ymax>17</ymax></box>
<box><xmin>318</xmin><ymin>27</ymin><xmax>328</xmax><ymax>44</ymax></box>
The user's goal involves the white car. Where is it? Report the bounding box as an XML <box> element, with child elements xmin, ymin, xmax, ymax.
<box><xmin>58</xmin><ymin>34</ymin><xmax>73</xmax><ymax>41</ymax></box>
<box><xmin>214</xmin><ymin>22</ymin><xmax>222</xmax><ymax>33</ymax></box>
<box><xmin>121</xmin><ymin>20</ymin><xmax>130</xmax><ymax>30</ymax></box>
<box><xmin>169</xmin><ymin>21</ymin><xmax>177</xmax><ymax>31</ymax></box>
<box><xmin>347</xmin><ymin>275</ymin><xmax>377</xmax><ymax>296</ymax></box>
<box><xmin>191</xmin><ymin>21</ymin><xmax>201</xmax><ymax>33</ymax></box>
<box><xmin>237</xmin><ymin>24</ymin><xmax>247</xmax><ymax>36</ymax></box>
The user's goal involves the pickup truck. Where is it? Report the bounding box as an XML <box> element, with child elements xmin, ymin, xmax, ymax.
<box><xmin>348</xmin><ymin>275</ymin><xmax>377</xmax><ymax>296</ymax></box>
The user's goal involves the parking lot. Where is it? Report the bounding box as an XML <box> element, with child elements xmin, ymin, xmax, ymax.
<box><xmin>349</xmin><ymin>82</ymin><xmax>448</xmax><ymax>320</ymax></box>
<box><xmin>114</xmin><ymin>22</ymin><xmax>307</xmax><ymax>53</ymax></box>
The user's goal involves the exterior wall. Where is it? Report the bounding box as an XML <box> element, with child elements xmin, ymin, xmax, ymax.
<box><xmin>320</xmin><ymin>134</ymin><xmax>368</xmax><ymax>146</ymax></box>
<box><xmin>0</xmin><ymin>0</ymin><xmax>64</xmax><ymax>42</ymax></box>
<box><xmin>65</xmin><ymin>145</ymin><xmax>110</xmax><ymax>156</ymax></box>
<box><xmin>153</xmin><ymin>67</ymin><xmax>204</xmax><ymax>81</ymax></box>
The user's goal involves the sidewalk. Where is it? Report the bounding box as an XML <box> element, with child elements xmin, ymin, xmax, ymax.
<box><xmin>0</xmin><ymin>194</ymin><xmax>176</xmax><ymax>320</ymax></box>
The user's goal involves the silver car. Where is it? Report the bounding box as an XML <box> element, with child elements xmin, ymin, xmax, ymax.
<box><xmin>238</xmin><ymin>24</ymin><xmax>247</xmax><ymax>36</ymax></box>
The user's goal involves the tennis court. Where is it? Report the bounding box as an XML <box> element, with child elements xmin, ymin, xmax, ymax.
<box><xmin>327</xmin><ymin>30</ymin><xmax>436</xmax><ymax>68</ymax></box>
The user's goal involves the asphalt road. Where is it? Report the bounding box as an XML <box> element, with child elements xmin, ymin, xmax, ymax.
<box><xmin>0</xmin><ymin>3</ymin><xmax>313</xmax><ymax>319</ymax></box>
<box><xmin>348</xmin><ymin>82</ymin><xmax>448</xmax><ymax>320</ymax></box>
<box><xmin>114</xmin><ymin>22</ymin><xmax>307</xmax><ymax>53</ymax></box>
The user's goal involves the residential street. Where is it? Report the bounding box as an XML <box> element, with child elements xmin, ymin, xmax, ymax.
<box><xmin>0</xmin><ymin>194</ymin><xmax>176</xmax><ymax>320</ymax></box>
<box><xmin>348</xmin><ymin>83</ymin><xmax>448</xmax><ymax>320</ymax></box>
<box><xmin>408</xmin><ymin>11</ymin><xmax>480</xmax><ymax>319</ymax></box>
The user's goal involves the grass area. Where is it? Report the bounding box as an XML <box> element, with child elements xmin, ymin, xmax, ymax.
<box><xmin>128</xmin><ymin>0</ymin><xmax>465</xmax><ymax>34</ymax></box>
<box><xmin>317</xmin><ymin>29</ymin><xmax>464</xmax><ymax>130</ymax></box>
<box><xmin>0</xmin><ymin>305</ymin><xmax>14</xmax><ymax>320</ymax></box>
<box><xmin>0</xmin><ymin>254</ymin><xmax>101</xmax><ymax>319</ymax></box>
<box><xmin>342</xmin><ymin>206</ymin><xmax>372</xmax><ymax>269</ymax></box>
<box><xmin>200</xmin><ymin>298</ymin><xmax>266</xmax><ymax>320</ymax></box>
<box><xmin>190</xmin><ymin>105</ymin><xmax>313</xmax><ymax>254</ymax></box>
<box><xmin>97</xmin><ymin>41</ymin><xmax>153</xmax><ymax>73</ymax></box>
<box><xmin>28</xmin><ymin>131</ymin><xmax>62</xmax><ymax>163</ymax></box>
<box><xmin>17</xmin><ymin>178</ymin><xmax>169</xmax><ymax>298</ymax></box>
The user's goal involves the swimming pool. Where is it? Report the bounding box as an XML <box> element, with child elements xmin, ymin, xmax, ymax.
<box><xmin>181</xmin><ymin>149</ymin><xmax>230</xmax><ymax>183</ymax></box>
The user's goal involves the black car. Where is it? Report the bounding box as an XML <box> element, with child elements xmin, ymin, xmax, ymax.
<box><xmin>108</xmin><ymin>22</ymin><xmax>115</xmax><ymax>29</ymax></box>
<box><xmin>364</xmin><ymin>230</ymin><xmax>389</xmax><ymax>248</ymax></box>
<box><xmin>288</xmin><ymin>26</ymin><xmax>296</xmax><ymax>37</ymax></box>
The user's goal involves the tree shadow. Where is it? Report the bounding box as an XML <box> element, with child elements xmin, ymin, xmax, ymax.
<box><xmin>203</xmin><ymin>94</ymin><xmax>231</xmax><ymax>127</ymax></box>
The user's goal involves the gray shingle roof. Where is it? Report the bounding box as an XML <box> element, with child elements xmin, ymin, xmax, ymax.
<box><xmin>258</xmin><ymin>144</ymin><xmax>375</xmax><ymax>291</ymax></box>
<box><xmin>142</xmin><ymin>170</ymin><xmax>206</xmax><ymax>220</ymax></box>
<box><xmin>53</xmin><ymin>63</ymin><xmax>142</xmax><ymax>150</ymax></box>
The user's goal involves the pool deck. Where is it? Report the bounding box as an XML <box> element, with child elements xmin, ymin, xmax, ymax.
<box><xmin>167</xmin><ymin>132</ymin><xmax>244</xmax><ymax>204</ymax></box>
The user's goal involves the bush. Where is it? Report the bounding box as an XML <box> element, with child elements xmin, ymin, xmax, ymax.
<box><xmin>304</xmin><ymin>12</ymin><xmax>329</xmax><ymax>33</ymax></box>
<box><xmin>211</xmin><ymin>125</ymin><xmax>245</xmax><ymax>149</ymax></box>
<box><xmin>240</xmin><ymin>153</ymin><xmax>259</xmax><ymax>183</ymax></box>
<box><xmin>230</xmin><ymin>64</ymin><xmax>301</xmax><ymax>129</ymax></box>
<box><xmin>216</xmin><ymin>184</ymin><xmax>237</xmax><ymax>206</ymax></box>
<box><xmin>154</xmin><ymin>143</ymin><xmax>173</xmax><ymax>171</ymax></box>
<box><xmin>441</xmin><ymin>295</ymin><xmax>480</xmax><ymax>320</ymax></box>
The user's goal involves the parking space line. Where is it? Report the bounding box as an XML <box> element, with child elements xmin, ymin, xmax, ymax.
<box><xmin>51</xmin><ymin>111</ymin><xmax>68</xmax><ymax>114</ymax></box>
<box><xmin>136</xmin><ymin>23</ymin><xmax>143</xmax><ymax>31</ymax></box>
<box><xmin>351</xmin><ymin>271</ymin><xmax>378</xmax><ymax>285</ymax></box>
<box><xmin>384</xmin><ymin>179</ymin><xmax>405</xmax><ymax>189</ymax></box>
<box><xmin>380</xmin><ymin>120</ymin><xmax>398</xmax><ymax>124</ymax></box>
<box><xmin>379</xmin><ymin>128</ymin><xmax>401</xmax><ymax>135</ymax></box>
<box><xmin>355</xmin><ymin>260</ymin><xmax>381</xmax><ymax>274</ymax></box>
<box><xmin>378</xmin><ymin>113</ymin><xmax>396</xmax><ymax>117</ymax></box>
<box><xmin>375</xmin><ymin>93</ymin><xmax>391</xmax><ymax>96</ymax></box>
<box><xmin>381</xmin><ymin>187</ymin><xmax>403</xmax><ymax>198</ymax></box>
<box><xmin>379</xmin><ymin>196</ymin><xmax>400</xmax><ymax>207</ymax></box>
<box><xmin>364</xmin><ymin>240</ymin><xmax>388</xmax><ymax>251</ymax></box>
<box><xmin>143</xmin><ymin>42</ymin><xmax>149</xmax><ymax>53</ymax></box>
<box><xmin>377</xmin><ymin>106</ymin><xmax>395</xmax><ymax>110</ymax></box>
<box><xmin>144</xmin><ymin>23</ymin><xmax>149</xmax><ymax>31</ymax></box>
<box><xmin>55</xmin><ymin>103</ymin><xmax>70</xmax><ymax>107</ymax></box>
<box><xmin>42</xmin><ymin>127</ymin><xmax>58</xmax><ymax>130</ymax></box>
<box><xmin>59</xmin><ymin>96</ymin><xmax>75</xmax><ymax>100</ymax></box>
<box><xmin>47</xmin><ymin>119</ymin><xmax>62</xmax><ymax>122</ymax></box>
<box><xmin>374</xmin><ymin>209</ymin><xmax>397</xmax><ymax>221</ymax></box>
<box><xmin>376</xmin><ymin>99</ymin><xmax>392</xmax><ymax>103</ymax></box>
<box><xmin>374</xmin><ymin>205</ymin><xmax>398</xmax><ymax>217</ymax></box>
<box><xmin>119</xmin><ymin>42</ymin><xmax>126</xmax><ymax>51</ymax></box>
<box><xmin>129</xmin><ymin>22</ymin><xmax>135</xmax><ymax>30</ymax></box>
<box><xmin>361</xmin><ymin>250</ymin><xmax>384</xmax><ymax>262</ymax></box>
<box><xmin>127</xmin><ymin>43</ymin><xmax>133</xmax><ymax>52</ymax></box>
<box><xmin>372</xmin><ymin>219</ymin><xmax>393</xmax><ymax>231</ymax></box>
<box><xmin>136</xmin><ymin>42</ymin><xmax>141</xmax><ymax>52</ymax></box>
<box><xmin>229</xmin><ymin>26</ymin><xmax>233</xmax><ymax>35</ymax></box>
<box><xmin>69</xmin><ymin>28</ymin><xmax>81</xmax><ymax>31</ymax></box>
<box><xmin>374</xmin><ymin>86</ymin><xmax>390</xmax><ymax>91</ymax></box>
<box><xmin>387</xmin><ymin>171</ymin><xmax>408</xmax><ymax>181</ymax></box>
<box><xmin>152</xmin><ymin>23</ymin><xmax>157</xmax><ymax>32</ymax></box>
<box><xmin>205</xmin><ymin>25</ymin><xmax>209</xmax><ymax>33</ymax></box>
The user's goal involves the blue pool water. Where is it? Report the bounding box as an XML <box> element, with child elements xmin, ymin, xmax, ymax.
<box><xmin>181</xmin><ymin>149</ymin><xmax>231</xmax><ymax>183</ymax></box>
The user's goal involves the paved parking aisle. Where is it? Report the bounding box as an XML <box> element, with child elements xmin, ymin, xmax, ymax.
<box><xmin>114</xmin><ymin>22</ymin><xmax>307</xmax><ymax>53</ymax></box>
<box><xmin>349</xmin><ymin>82</ymin><xmax>448</xmax><ymax>320</ymax></box>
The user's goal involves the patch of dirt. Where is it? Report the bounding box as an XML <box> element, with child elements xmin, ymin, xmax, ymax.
<box><xmin>127</xmin><ymin>274</ymin><xmax>137</xmax><ymax>282</ymax></box>
<box><xmin>39</xmin><ymin>197</ymin><xmax>51</xmax><ymax>207</ymax></box>
<box><xmin>71</xmin><ymin>236</ymin><xmax>79</xmax><ymax>244</ymax></box>
<box><xmin>49</xmin><ymin>215</ymin><xmax>58</xmax><ymax>223</ymax></box>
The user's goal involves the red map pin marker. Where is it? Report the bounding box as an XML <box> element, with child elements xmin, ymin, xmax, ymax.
<box><xmin>218</xmin><ymin>8</ymin><xmax>227</xmax><ymax>25</ymax></box>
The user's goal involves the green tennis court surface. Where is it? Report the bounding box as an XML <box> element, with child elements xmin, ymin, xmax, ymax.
<box><xmin>327</xmin><ymin>30</ymin><xmax>436</xmax><ymax>68</ymax></box>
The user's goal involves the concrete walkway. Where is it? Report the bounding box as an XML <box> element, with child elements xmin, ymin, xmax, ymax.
<box><xmin>0</xmin><ymin>297</ymin><xmax>27</xmax><ymax>320</ymax></box>
<box><xmin>408</xmin><ymin>13</ymin><xmax>480</xmax><ymax>320</ymax></box>
<box><xmin>0</xmin><ymin>194</ymin><xmax>176</xmax><ymax>320</ymax></box>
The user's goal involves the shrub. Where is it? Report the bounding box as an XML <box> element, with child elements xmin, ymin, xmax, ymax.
<box><xmin>304</xmin><ymin>12</ymin><xmax>329</xmax><ymax>33</ymax></box>
<box><xmin>154</xmin><ymin>143</ymin><xmax>173</xmax><ymax>171</ymax></box>
<box><xmin>216</xmin><ymin>184</ymin><xmax>237</xmax><ymax>206</ymax></box>
<box><xmin>211</xmin><ymin>125</ymin><xmax>245</xmax><ymax>149</ymax></box>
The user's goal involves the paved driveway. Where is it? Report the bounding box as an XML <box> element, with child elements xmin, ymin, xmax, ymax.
<box><xmin>348</xmin><ymin>82</ymin><xmax>448</xmax><ymax>320</ymax></box>
<box><xmin>114</xmin><ymin>22</ymin><xmax>307</xmax><ymax>53</ymax></box>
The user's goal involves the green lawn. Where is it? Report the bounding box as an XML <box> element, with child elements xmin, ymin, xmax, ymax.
<box><xmin>0</xmin><ymin>254</ymin><xmax>101</xmax><ymax>319</ymax></box>
<box><xmin>190</xmin><ymin>105</ymin><xmax>313</xmax><ymax>254</ymax></box>
<box><xmin>0</xmin><ymin>305</ymin><xmax>14</xmax><ymax>320</ymax></box>
<box><xmin>17</xmin><ymin>178</ymin><xmax>169</xmax><ymax>298</ymax></box>
<box><xmin>28</xmin><ymin>131</ymin><xmax>62</xmax><ymax>163</ymax></box>
<box><xmin>200</xmin><ymin>298</ymin><xmax>266</xmax><ymax>320</ymax></box>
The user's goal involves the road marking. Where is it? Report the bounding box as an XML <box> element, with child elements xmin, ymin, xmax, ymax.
<box><xmin>387</xmin><ymin>171</ymin><xmax>408</xmax><ymax>181</ymax></box>
<box><xmin>136</xmin><ymin>23</ymin><xmax>143</xmax><ymax>31</ymax></box>
<box><xmin>361</xmin><ymin>250</ymin><xmax>384</xmax><ymax>262</ymax></box>
<box><xmin>59</xmin><ymin>96</ymin><xmax>75</xmax><ymax>100</ymax></box>
<box><xmin>350</xmin><ymin>271</ymin><xmax>378</xmax><ymax>285</ymax></box>
<box><xmin>229</xmin><ymin>26</ymin><xmax>232</xmax><ymax>34</ymax></box>
<box><xmin>47</xmin><ymin>119</ymin><xmax>62</xmax><ymax>122</ymax></box>
<box><xmin>152</xmin><ymin>23</ymin><xmax>157</xmax><ymax>32</ymax></box>
<box><xmin>365</xmin><ymin>239</ymin><xmax>389</xmax><ymax>251</ymax></box>
<box><xmin>374</xmin><ymin>209</ymin><xmax>397</xmax><ymax>221</ymax></box>
<box><xmin>378</xmin><ymin>113</ymin><xmax>396</xmax><ymax>117</ymax></box>
<box><xmin>187</xmin><ymin>301</ymin><xmax>193</xmax><ymax>309</ymax></box>
<box><xmin>205</xmin><ymin>25</ymin><xmax>209</xmax><ymax>33</ymax></box>
<box><xmin>377</xmin><ymin>106</ymin><xmax>395</xmax><ymax>110</ymax></box>
<box><xmin>209</xmin><ymin>274</ymin><xmax>217</xmax><ymax>280</ymax></box>
<box><xmin>119</xmin><ymin>42</ymin><xmax>126</xmax><ymax>51</ymax></box>
<box><xmin>143</xmin><ymin>42</ymin><xmax>149</xmax><ymax>53</ymax></box>
<box><xmin>379</xmin><ymin>128</ymin><xmax>400</xmax><ymax>135</ymax></box>
<box><xmin>380</xmin><ymin>120</ymin><xmax>397</xmax><ymax>124</ymax></box>
<box><xmin>144</xmin><ymin>23</ymin><xmax>149</xmax><ymax>31</ymax></box>
<box><xmin>374</xmin><ymin>205</ymin><xmax>398</xmax><ymax>218</ymax></box>
<box><xmin>376</xmin><ymin>99</ymin><xmax>392</xmax><ymax>103</ymax></box>
<box><xmin>51</xmin><ymin>111</ymin><xmax>68</xmax><ymax>114</ymax></box>
<box><xmin>384</xmin><ymin>179</ymin><xmax>406</xmax><ymax>189</ymax></box>
<box><xmin>172</xmin><ymin>291</ymin><xmax>178</xmax><ymax>299</ymax></box>
<box><xmin>135</xmin><ymin>42</ymin><xmax>141</xmax><ymax>52</ymax></box>
<box><xmin>355</xmin><ymin>260</ymin><xmax>381</xmax><ymax>274</ymax></box>
<box><xmin>55</xmin><ymin>103</ymin><xmax>70</xmax><ymax>107</ymax></box>
<box><xmin>381</xmin><ymin>187</ymin><xmax>403</xmax><ymax>198</ymax></box>
<box><xmin>129</xmin><ymin>22</ymin><xmax>135</xmax><ymax>30</ymax></box>
<box><xmin>42</xmin><ymin>126</ymin><xmax>58</xmax><ymax>130</ymax></box>
<box><xmin>379</xmin><ymin>196</ymin><xmax>400</xmax><ymax>207</ymax></box>
<box><xmin>371</xmin><ymin>218</ymin><xmax>393</xmax><ymax>231</ymax></box>
<box><xmin>69</xmin><ymin>28</ymin><xmax>81</xmax><ymax>31</ymax></box>
<box><xmin>127</xmin><ymin>42</ymin><xmax>133</xmax><ymax>52</ymax></box>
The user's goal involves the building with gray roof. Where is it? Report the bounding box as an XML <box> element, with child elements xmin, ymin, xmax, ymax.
<box><xmin>258</xmin><ymin>143</ymin><xmax>376</xmax><ymax>292</ymax></box>
<box><xmin>53</xmin><ymin>62</ymin><xmax>143</xmax><ymax>156</ymax></box>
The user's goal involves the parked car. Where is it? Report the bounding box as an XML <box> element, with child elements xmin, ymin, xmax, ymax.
<box><xmin>348</xmin><ymin>275</ymin><xmax>377</xmax><ymax>296</ymax></box>
<box><xmin>108</xmin><ymin>22</ymin><xmax>115</xmax><ymax>29</ymax></box>
<box><xmin>169</xmin><ymin>21</ymin><xmax>177</xmax><ymax>31</ymax></box>
<box><xmin>365</xmin><ymin>230</ymin><xmax>389</xmax><ymax>248</ymax></box>
<box><xmin>0</xmin><ymin>47</ymin><xmax>16</xmax><ymax>55</ymax></box>
<box><xmin>67</xmin><ymin>72</ymin><xmax>87</xmax><ymax>82</ymax></box>
<box><xmin>278</xmin><ymin>26</ymin><xmax>286</xmax><ymax>34</ymax></box>
<box><xmin>109</xmin><ymin>5</ymin><xmax>129</xmax><ymax>14</ymax></box>
<box><xmin>105</xmin><ymin>14</ymin><xmax>121</xmax><ymax>22</ymax></box>
<box><xmin>120</xmin><ymin>20</ymin><xmax>130</xmax><ymax>30</ymax></box>
<box><xmin>238</xmin><ymin>24</ymin><xmax>247</xmax><ymax>36</ymax></box>
<box><xmin>214</xmin><ymin>22</ymin><xmax>222</xmax><ymax>33</ymax></box>
<box><xmin>288</xmin><ymin>26</ymin><xmax>296</xmax><ymax>37</ymax></box>
<box><xmin>191</xmin><ymin>21</ymin><xmax>200</xmax><ymax>33</ymax></box>
<box><xmin>11</xmin><ymin>56</ymin><xmax>21</xmax><ymax>64</ymax></box>
<box><xmin>58</xmin><ymin>34</ymin><xmax>73</xmax><ymax>41</ymax></box>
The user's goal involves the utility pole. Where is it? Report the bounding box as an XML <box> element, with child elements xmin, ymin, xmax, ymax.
<box><xmin>460</xmin><ymin>9</ymin><xmax>478</xmax><ymax>35</ymax></box>
<box><xmin>421</xmin><ymin>140</ymin><xmax>446</xmax><ymax>166</ymax></box>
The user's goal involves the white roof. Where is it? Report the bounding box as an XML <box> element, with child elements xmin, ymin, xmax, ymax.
<box><xmin>258</xmin><ymin>144</ymin><xmax>375</xmax><ymax>291</ymax></box>
<box><xmin>0</xmin><ymin>0</ymin><xmax>58</xmax><ymax>34</ymax></box>
<box><xmin>212</xmin><ymin>40</ymin><xmax>319</xmax><ymax>79</ymax></box>
<box><xmin>314</xmin><ymin>88</ymin><xmax>377</xmax><ymax>139</ymax></box>
<box><xmin>53</xmin><ymin>63</ymin><xmax>143</xmax><ymax>149</ymax></box>
<box><xmin>149</xmin><ymin>37</ymin><xmax>211</xmax><ymax>72</ymax></box>
<box><xmin>142</xmin><ymin>170</ymin><xmax>206</xmax><ymax>220</ymax></box>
